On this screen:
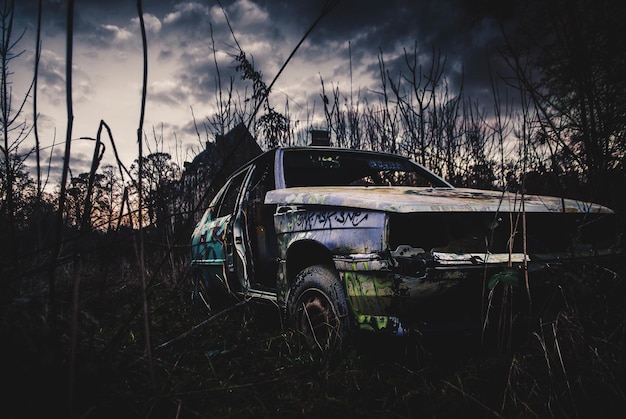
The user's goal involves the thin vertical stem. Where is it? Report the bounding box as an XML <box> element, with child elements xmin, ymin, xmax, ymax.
<box><xmin>33</xmin><ymin>0</ymin><xmax>42</xmax><ymax>203</ymax></box>
<box><xmin>136</xmin><ymin>0</ymin><xmax>156</xmax><ymax>390</ymax></box>
<box><xmin>58</xmin><ymin>0</ymin><xmax>75</xmax><ymax>413</ymax></box>
<box><xmin>48</xmin><ymin>0</ymin><xmax>74</xmax><ymax>325</ymax></box>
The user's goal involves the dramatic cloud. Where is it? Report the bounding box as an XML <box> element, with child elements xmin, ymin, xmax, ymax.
<box><xmin>36</xmin><ymin>49</ymin><xmax>67</xmax><ymax>106</ymax></box>
<box><xmin>13</xmin><ymin>0</ymin><xmax>517</xmax><ymax>183</ymax></box>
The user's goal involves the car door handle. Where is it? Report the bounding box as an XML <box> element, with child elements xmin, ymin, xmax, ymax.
<box><xmin>235</xmin><ymin>236</ymin><xmax>242</xmax><ymax>244</ymax></box>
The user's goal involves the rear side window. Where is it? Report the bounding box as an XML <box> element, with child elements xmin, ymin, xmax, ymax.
<box><xmin>215</xmin><ymin>170</ymin><xmax>248</xmax><ymax>218</ymax></box>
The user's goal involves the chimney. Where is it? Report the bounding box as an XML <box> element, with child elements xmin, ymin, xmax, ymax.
<box><xmin>309</xmin><ymin>129</ymin><xmax>330</xmax><ymax>146</ymax></box>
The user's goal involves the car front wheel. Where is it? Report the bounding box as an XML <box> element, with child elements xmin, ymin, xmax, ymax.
<box><xmin>287</xmin><ymin>264</ymin><xmax>351</xmax><ymax>352</ymax></box>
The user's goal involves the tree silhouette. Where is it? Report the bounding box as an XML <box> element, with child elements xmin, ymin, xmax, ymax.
<box><xmin>503</xmin><ymin>0</ymin><xmax>626</xmax><ymax>206</ymax></box>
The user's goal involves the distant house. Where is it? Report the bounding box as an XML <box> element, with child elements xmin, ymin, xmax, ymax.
<box><xmin>174</xmin><ymin>122</ymin><xmax>262</xmax><ymax>236</ymax></box>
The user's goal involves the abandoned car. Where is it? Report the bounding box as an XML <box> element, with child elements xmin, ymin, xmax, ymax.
<box><xmin>190</xmin><ymin>147</ymin><xmax>623</xmax><ymax>348</ymax></box>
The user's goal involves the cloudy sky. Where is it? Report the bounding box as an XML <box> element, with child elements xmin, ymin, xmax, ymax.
<box><xmin>12</xmin><ymin>0</ymin><xmax>515</xmax><ymax>185</ymax></box>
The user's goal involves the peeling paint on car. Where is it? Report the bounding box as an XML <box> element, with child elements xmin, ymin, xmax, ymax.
<box><xmin>274</xmin><ymin>208</ymin><xmax>386</xmax><ymax>255</ymax></box>
<box><xmin>432</xmin><ymin>252</ymin><xmax>529</xmax><ymax>264</ymax></box>
<box><xmin>266</xmin><ymin>186</ymin><xmax>614</xmax><ymax>214</ymax></box>
<box><xmin>190</xmin><ymin>146</ymin><xmax>624</xmax><ymax>338</ymax></box>
<box><xmin>355</xmin><ymin>315</ymin><xmax>407</xmax><ymax>335</ymax></box>
<box><xmin>343</xmin><ymin>270</ymin><xmax>394</xmax><ymax>315</ymax></box>
<box><xmin>191</xmin><ymin>213</ymin><xmax>228</xmax><ymax>265</ymax></box>
<box><xmin>333</xmin><ymin>254</ymin><xmax>391</xmax><ymax>272</ymax></box>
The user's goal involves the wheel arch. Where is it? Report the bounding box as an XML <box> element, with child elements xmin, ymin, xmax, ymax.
<box><xmin>285</xmin><ymin>239</ymin><xmax>336</xmax><ymax>288</ymax></box>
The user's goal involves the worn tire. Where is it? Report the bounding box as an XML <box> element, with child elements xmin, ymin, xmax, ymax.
<box><xmin>287</xmin><ymin>264</ymin><xmax>351</xmax><ymax>352</ymax></box>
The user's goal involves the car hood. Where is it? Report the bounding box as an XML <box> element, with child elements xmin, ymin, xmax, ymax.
<box><xmin>265</xmin><ymin>186</ymin><xmax>613</xmax><ymax>214</ymax></box>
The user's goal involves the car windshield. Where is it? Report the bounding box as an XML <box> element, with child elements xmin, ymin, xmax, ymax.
<box><xmin>282</xmin><ymin>149</ymin><xmax>451</xmax><ymax>188</ymax></box>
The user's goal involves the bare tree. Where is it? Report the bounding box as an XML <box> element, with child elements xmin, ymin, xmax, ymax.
<box><xmin>0</xmin><ymin>0</ymin><xmax>34</xmax><ymax>280</ymax></box>
<box><xmin>388</xmin><ymin>44</ymin><xmax>447</xmax><ymax>166</ymax></box>
<box><xmin>501</xmin><ymin>0</ymin><xmax>626</xmax><ymax>205</ymax></box>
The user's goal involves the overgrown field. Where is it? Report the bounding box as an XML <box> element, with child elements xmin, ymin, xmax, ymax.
<box><xmin>3</xmin><ymin>248</ymin><xmax>625</xmax><ymax>419</ymax></box>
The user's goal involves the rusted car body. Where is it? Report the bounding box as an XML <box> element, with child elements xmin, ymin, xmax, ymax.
<box><xmin>190</xmin><ymin>147</ymin><xmax>623</xmax><ymax>345</ymax></box>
